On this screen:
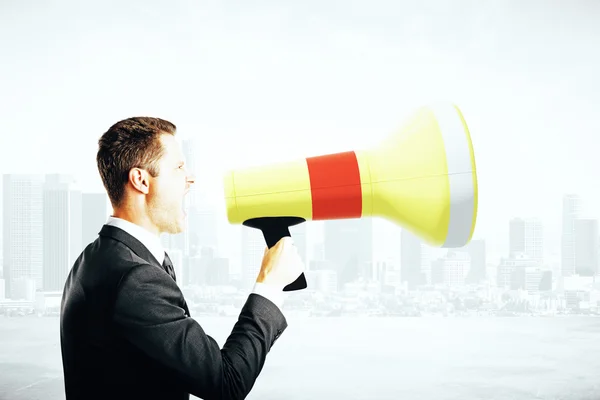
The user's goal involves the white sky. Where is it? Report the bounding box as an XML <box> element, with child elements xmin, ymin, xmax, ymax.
<box><xmin>1</xmin><ymin>0</ymin><xmax>599</xmax><ymax>262</ymax></box>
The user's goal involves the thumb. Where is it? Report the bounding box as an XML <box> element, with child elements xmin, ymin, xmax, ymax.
<box><xmin>271</xmin><ymin>237</ymin><xmax>288</xmax><ymax>255</ymax></box>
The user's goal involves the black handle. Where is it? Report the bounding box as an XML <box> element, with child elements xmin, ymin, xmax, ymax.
<box><xmin>243</xmin><ymin>216</ymin><xmax>307</xmax><ymax>291</ymax></box>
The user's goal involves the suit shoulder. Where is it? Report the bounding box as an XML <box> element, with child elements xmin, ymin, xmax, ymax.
<box><xmin>65</xmin><ymin>235</ymin><xmax>160</xmax><ymax>297</ymax></box>
<box><xmin>85</xmin><ymin>236</ymin><xmax>152</xmax><ymax>270</ymax></box>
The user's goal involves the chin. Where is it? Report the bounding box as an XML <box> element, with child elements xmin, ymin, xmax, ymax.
<box><xmin>166</xmin><ymin>226</ymin><xmax>184</xmax><ymax>235</ymax></box>
<box><xmin>162</xmin><ymin>217</ymin><xmax>185</xmax><ymax>235</ymax></box>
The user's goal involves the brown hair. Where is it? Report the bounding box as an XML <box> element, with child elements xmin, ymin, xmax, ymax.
<box><xmin>96</xmin><ymin>117</ymin><xmax>176</xmax><ymax>208</ymax></box>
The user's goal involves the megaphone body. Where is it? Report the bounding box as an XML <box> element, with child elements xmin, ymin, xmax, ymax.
<box><xmin>223</xmin><ymin>103</ymin><xmax>478</xmax><ymax>291</ymax></box>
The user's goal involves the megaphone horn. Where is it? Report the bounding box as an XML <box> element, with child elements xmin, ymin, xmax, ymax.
<box><xmin>224</xmin><ymin>103</ymin><xmax>478</xmax><ymax>291</ymax></box>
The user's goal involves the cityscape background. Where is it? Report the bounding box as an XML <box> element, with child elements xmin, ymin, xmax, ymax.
<box><xmin>2</xmin><ymin>1</ymin><xmax>600</xmax><ymax>399</ymax></box>
<box><xmin>1</xmin><ymin>165</ymin><xmax>599</xmax><ymax>317</ymax></box>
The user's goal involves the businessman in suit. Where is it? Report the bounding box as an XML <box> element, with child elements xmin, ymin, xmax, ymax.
<box><xmin>60</xmin><ymin>117</ymin><xmax>305</xmax><ymax>400</ymax></box>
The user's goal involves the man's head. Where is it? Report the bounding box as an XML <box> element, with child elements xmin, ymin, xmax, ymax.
<box><xmin>97</xmin><ymin>117</ymin><xmax>195</xmax><ymax>235</ymax></box>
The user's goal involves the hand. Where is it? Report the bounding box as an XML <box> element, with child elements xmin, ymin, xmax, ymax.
<box><xmin>256</xmin><ymin>236</ymin><xmax>305</xmax><ymax>290</ymax></box>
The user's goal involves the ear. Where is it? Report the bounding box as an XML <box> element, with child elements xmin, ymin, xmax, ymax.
<box><xmin>129</xmin><ymin>168</ymin><xmax>150</xmax><ymax>195</ymax></box>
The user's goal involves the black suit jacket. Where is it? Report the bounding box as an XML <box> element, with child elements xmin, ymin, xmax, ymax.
<box><xmin>60</xmin><ymin>224</ymin><xmax>287</xmax><ymax>400</ymax></box>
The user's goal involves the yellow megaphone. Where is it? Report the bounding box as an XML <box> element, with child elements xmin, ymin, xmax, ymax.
<box><xmin>223</xmin><ymin>103</ymin><xmax>478</xmax><ymax>291</ymax></box>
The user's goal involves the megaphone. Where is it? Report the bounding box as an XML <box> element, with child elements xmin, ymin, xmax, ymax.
<box><xmin>223</xmin><ymin>103</ymin><xmax>478</xmax><ymax>291</ymax></box>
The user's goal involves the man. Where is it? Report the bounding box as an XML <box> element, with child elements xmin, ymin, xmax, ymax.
<box><xmin>60</xmin><ymin>117</ymin><xmax>305</xmax><ymax>400</ymax></box>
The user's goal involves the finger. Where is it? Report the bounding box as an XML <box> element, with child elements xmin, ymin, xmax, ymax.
<box><xmin>270</xmin><ymin>239</ymin><xmax>285</xmax><ymax>257</ymax></box>
<box><xmin>276</xmin><ymin>236</ymin><xmax>291</xmax><ymax>250</ymax></box>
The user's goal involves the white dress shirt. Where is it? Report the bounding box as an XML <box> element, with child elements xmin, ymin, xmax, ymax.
<box><xmin>105</xmin><ymin>216</ymin><xmax>285</xmax><ymax>312</ymax></box>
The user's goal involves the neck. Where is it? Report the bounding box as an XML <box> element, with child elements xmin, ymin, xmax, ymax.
<box><xmin>112</xmin><ymin>205</ymin><xmax>160</xmax><ymax>237</ymax></box>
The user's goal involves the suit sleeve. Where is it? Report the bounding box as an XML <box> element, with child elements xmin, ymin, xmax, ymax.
<box><xmin>112</xmin><ymin>263</ymin><xmax>288</xmax><ymax>400</ymax></box>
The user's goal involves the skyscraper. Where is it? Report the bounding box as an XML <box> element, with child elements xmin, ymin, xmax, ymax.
<box><xmin>562</xmin><ymin>194</ymin><xmax>582</xmax><ymax>276</ymax></box>
<box><xmin>465</xmin><ymin>239</ymin><xmax>486</xmax><ymax>283</ymax></box>
<box><xmin>324</xmin><ymin>218</ymin><xmax>373</xmax><ymax>289</ymax></box>
<box><xmin>43</xmin><ymin>174</ymin><xmax>82</xmax><ymax>292</ymax></box>
<box><xmin>573</xmin><ymin>219</ymin><xmax>599</xmax><ymax>276</ymax></box>
<box><xmin>3</xmin><ymin>174</ymin><xmax>44</xmax><ymax>299</ymax></box>
<box><xmin>509</xmin><ymin>217</ymin><xmax>543</xmax><ymax>262</ymax></box>
<box><xmin>400</xmin><ymin>229</ymin><xmax>427</xmax><ymax>288</ymax></box>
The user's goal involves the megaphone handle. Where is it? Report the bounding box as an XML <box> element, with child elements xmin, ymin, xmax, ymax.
<box><xmin>261</xmin><ymin>224</ymin><xmax>308</xmax><ymax>292</ymax></box>
<box><xmin>242</xmin><ymin>216</ymin><xmax>308</xmax><ymax>292</ymax></box>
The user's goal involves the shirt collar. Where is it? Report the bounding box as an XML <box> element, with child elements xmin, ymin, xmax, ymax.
<box><xmin>105</xmin><ymin>216</ymin><xmax>165</xmax><ymax>265</ymax></box>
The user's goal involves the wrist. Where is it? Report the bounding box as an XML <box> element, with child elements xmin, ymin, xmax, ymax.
<box><xmin>252</xmin><ymin>282</ymin><xmax>286</xmax><ymax>310</ymax></box>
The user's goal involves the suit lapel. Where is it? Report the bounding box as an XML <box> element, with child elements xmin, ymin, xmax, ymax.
<box><xmin>98</xmin><ymin>224</ymin><xmax>192</xmax><ymax>317</ymax></box>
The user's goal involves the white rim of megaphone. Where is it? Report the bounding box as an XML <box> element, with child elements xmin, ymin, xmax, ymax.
<box><xmin>428</xmin><ymin>103</ymin><xmax>476</xmax><ymax>248</ymax></box>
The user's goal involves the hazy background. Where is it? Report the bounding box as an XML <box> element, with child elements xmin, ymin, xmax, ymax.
<box><xmin>2</xmin><ymin>0</ymin><xmax>600</xmax><ymax>257</ymax></box>
<box><xmin>1</xmin><ymin>0</ymin><xmax>600</xmax><ymax>399</ymax></box>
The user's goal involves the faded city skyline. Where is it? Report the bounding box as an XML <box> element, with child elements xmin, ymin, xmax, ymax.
<box><xmin>1</xmin><ymin>1</ymin><xmax>600</xmax><ymax>399</ymax></box>
<box><xmin>1</xmin><ymin>0</ymin><xmax>600</xmax><ymax>263</ymax></box>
